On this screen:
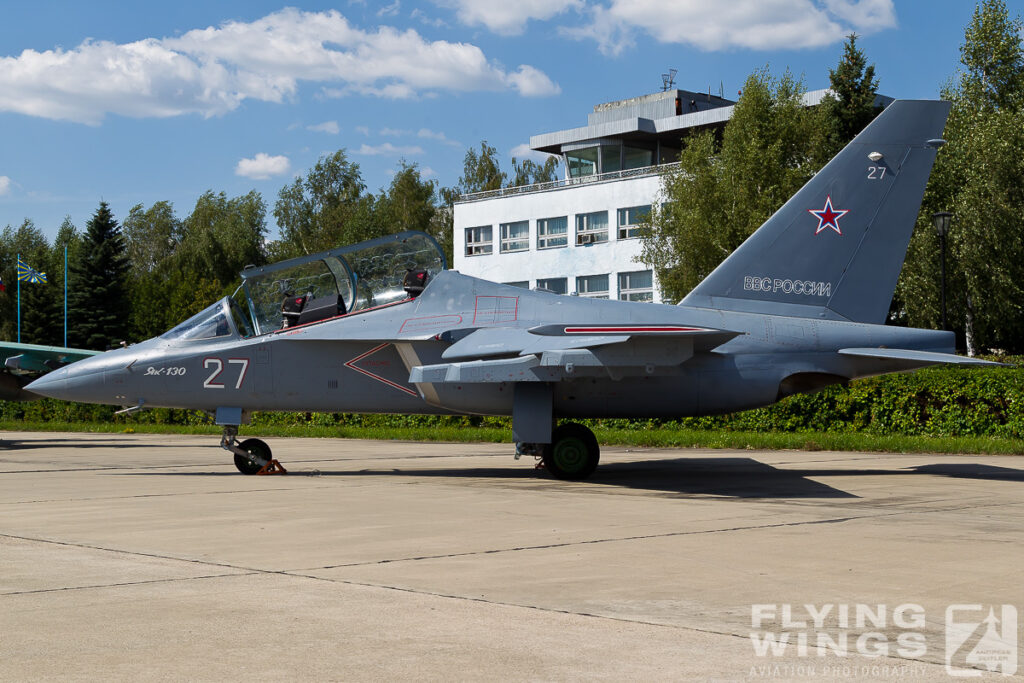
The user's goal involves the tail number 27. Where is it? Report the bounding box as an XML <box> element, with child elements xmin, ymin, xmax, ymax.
<box><xmin>203</xmin><ymin>358</ymin><xmax>250</xmax><ymax>389</ymax></box>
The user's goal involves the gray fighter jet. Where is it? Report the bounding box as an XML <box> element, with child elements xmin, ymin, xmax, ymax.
<box><xmin>27</xmin><ymin>100</ymin><xmax>997</xmax><ymax>479</ymax></box>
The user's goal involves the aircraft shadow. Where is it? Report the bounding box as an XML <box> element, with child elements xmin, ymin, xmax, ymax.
<box><xmin>0</xmin><ymin>438</ymin><xmax>183</xmax><ymax>451</ymax></box>
<box><xmin>113</xmin><ymin>457</ymin><xmax>854</xmax><ymax>498</ymax></box>
<box><xmin>906</xmin><ymin>463</ymin><xmax>1024</xmax><ymax>482</ymax></box>
<box><xmin>111</xmin><ymin>459</ymin><xmax>1024</xmax><ymax>499</ymax></box>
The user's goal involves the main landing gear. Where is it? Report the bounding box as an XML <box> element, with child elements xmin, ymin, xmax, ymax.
<box><xmin>518</xmin><ymin>422</ymin><xmax>601</xmax><ymax>481</ymax></box>
<box><xmin>221</xmin><ymin>426</ymin><xmax>287</xmax><ymax>475</ymax></box>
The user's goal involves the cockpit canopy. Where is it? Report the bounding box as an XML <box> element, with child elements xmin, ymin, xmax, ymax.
<box><xmin>157</xmin><ymin>232</ymin><xmax>445</xmax><ymax>343</ymax></box>
<box><xmin>238</xmin><ymin>231</ymin><xmax>445</xmax><ymax>336</ymax></box>
<box><xmin>161</xmin><ymin>296</ymin><xmax>252</xmax><ymax>342</ymax></box>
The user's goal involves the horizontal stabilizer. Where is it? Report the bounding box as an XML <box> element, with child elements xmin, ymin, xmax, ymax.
<box><xmin>838</xmin><ymin>348</ymin><xmax>1006</xmax><ymax>366</ymax></box>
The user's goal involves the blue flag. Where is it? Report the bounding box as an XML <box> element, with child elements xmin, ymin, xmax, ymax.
<box><xmin>17</xmin><ymin>257</ymin><xmax>47</xmax><ymax>284</ymax></box>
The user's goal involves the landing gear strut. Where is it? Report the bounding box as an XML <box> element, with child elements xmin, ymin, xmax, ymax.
<box><xmin>541</xmin><ymin>422</ymin><xmax>600</xmax><ymax>481</ymax></box>
<box><xmin>220</xmin><ymin>426</ymin><xmax>287</xmax><ymax>475</ymax></box>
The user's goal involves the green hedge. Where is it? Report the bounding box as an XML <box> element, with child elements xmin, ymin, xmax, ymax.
<box><xmin>2</xmin><ymin>360</ymin><xmax>1020</xmax><ymax>439</ymax></box>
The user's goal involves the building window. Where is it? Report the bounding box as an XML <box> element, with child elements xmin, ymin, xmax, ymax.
<box><xmin>566</xmin><ymin>147</ymin><xmax>598</xmax><ymax>178</ymax></box>
<box><xmin>576</xmin><ymin>274</ymin><xmax>609</xmax><ymax>299</ymax></box>
<box><xmin>536</xmin><ymin>277</ymin><xmax>567</xmax><ymax>295</ymax></box>
<box><xmin>500</xmin><ymin>221</ymin><xmax>529</xmax><ymax>253</ymax></box>
<box><xmin>504</xmin><ymin>281</ymin><xmax>529</xmax><ymax>288</ymax></box>
<box><xmin>537</xmin><ymin>216</ymin><xmax>568</xmax><ymax>249</ymax></box>
<box><xmin>617</xmin><ymin>205</ymin><xmax>651</xmax><ymax>240</ymax></box>
<box><xmin>465</xmin><ymin>226</ymin><xmax>492</xmax><ymax>256</ymax></box>
<box><xmin>575</xmin><ymin>211</ymin><xmax>608</xmax><ymax>245</ymax></box>
<box><xmin>600</xmin><ymin>144</ymin><xmax>622</xmax><ymax>173</ymax></box>
<box><xmin>618</xmin><ymin>270</ymin><xmax>653</xmax><ymax>302</ymax></box>
<box><xmin>623</xmin><ymin>146</ymin><xmax>653</xmax><ymax>170</ymax></box>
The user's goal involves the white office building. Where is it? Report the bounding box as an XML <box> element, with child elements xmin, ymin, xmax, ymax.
<box><xmin>452</xmin><ymin>87</ymin><xmax>889</xmax><ymax>303</ymax></box>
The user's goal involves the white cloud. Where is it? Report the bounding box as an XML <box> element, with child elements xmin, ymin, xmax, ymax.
<box><xmin>411</xmin><ymin>9</ymin><xmax>448</xmax><ymax>28</ymax></box>
<box><xmin>0</xmin><ymin>176</ymin><xmax>10</xmax><ymax>196</ymax></box>
<box><xmin>307</xmin><ymin>120</ymin><xmax>339</xmax><ymax>134</ymax></box>
<box><xmin>235</xmin><ymin>153</ymin><xmax>291</xmax><ymax>179</ymax></box>
<box><xmin>505</xmin><ymin>65</ymin><xmax>560</xmax><ymax>96</ymax></box>
<box><xmin>355</xmin><ymin>125</ymin><xmax>370</xmax><ymax>136</ymax></box>
<box><xmin>378</xmin><ymin>1</ymin><xmax>401</xmax><ymax>17</ymax></box>
<box><xmin>435</xmin><ymin>0</ymin><xmax>583</xmax><ymax>35</ymax></box>
<box><xmin>355</xmin><ymin>142</ymin><xmax>424</xmax><ymax>156</ymax></box>
<box><xmin>0</xmin><ymin>38</ymin><xmax>240</xmax><ymax>125</ymax></box>
<box><xmin>0</xmin><ymin>8</ymin><xmax>558</xmax><ymax>125</ymax></box>
<box><xmin>569</xmin><ymin>0</ymin><xmax>897</xmax><ymax>55</ymax></box>
<box><xmin>823</xmin><ymin>0</ymin><xmax>897</xmax><ymax>32</ymax></box>
<box><xmin>418</xmin><ymin>128</ymin><xmax>461</xmax><ymax>147</ymax></box>
<box><xmin>510</xmin><ymin>143</ymin><xmax>557</xmax><ymax>164</ymax></box>
<box><xmin>560</xmin><ymin>5</ymin><xmax>634</xmax><ymax>57</ymax></box>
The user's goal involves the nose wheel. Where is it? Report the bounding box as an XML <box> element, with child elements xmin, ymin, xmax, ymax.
<box><xmin>221</xmin><ymin>426</ymin><xmax>287</xmax><ymax>475</ymax></box>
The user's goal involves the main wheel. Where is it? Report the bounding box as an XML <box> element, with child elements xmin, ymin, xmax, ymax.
<box><xmin>234</xmin><ymin>438</ymin><xmax>272</xmax><ymax>475</ymax></box>
<box><xmin>543</xmin><ymin>423</ymin><xmax>600</xmax><ymax>481</ymax></box>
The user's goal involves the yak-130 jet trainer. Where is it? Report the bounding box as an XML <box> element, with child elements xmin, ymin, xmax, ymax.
<box><xmin>28</xmin><ymin>100</ymin><xmax>998</xmax><ymax>479</ymax></box>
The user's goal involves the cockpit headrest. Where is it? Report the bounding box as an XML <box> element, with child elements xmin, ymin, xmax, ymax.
<box><xmin>403</xmin><ymin>269</ymin><xmax>429</xmax><ymax>297</ymax></box>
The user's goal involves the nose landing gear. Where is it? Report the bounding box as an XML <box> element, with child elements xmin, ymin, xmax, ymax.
<box><xmin>221</xmin><ymin>426</ymin><xmax>287</xmax><ymax>475</ymax></box>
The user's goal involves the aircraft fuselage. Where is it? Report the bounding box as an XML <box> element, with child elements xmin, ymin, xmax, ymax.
<box><xmin>30</xmin><ymin>273</ymin><xmax>953</xmax><ymax>421</ymax></box>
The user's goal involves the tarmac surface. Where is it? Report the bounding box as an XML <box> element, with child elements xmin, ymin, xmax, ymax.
<box><xmin>2</xmin><ymin>431</ymin><xmax>1023</xmax><ymax>681</ymax></box>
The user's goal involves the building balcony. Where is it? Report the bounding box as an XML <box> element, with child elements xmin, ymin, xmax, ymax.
<box><xmin>455</xmin><ymin>162</ymin><xmax>681</xmax><ymax>204</ymax></box>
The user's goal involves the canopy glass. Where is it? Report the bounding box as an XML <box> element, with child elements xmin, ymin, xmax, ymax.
<box><xmin>237</xmin><ymin>231</ymin><xmax>446</xmax><ymax>336</ymax></box>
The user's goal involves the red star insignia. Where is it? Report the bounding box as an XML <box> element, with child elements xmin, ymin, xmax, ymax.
<box><xmin>808</xmin><ymin>195</ymin><xmax>849</xmax><ymax>235</ymax></box>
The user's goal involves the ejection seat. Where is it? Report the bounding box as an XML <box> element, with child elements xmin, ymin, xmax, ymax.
<box><xmin>281</xmin><ymin>292</ymin><xmax>347</xmax><ymax>329</ymax></box>
<box><xmin>297</xmin><ymin>294</ymin><xmax>346</xmax><ymax>325</ymax></box>
<box><xmin>403</xmin><ymin>268</ymin><xmax>429</xmax><ymax>297</ymax></box>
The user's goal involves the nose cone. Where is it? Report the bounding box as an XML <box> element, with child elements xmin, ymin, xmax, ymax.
<box><xmin>24</xmin><ymin>365</ymin><xmax>68</xmax><ymax>399</ymax></box>
<box><xmin>25</xmin><ymin>352</ymin><xmax>126</xmax><ymax>403</ymax></box>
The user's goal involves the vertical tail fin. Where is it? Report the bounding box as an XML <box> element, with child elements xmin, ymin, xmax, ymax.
<box><xmin>680</xmin><ymin>99</ymin><xmax>951</xmax><ymax>324</ymax></box>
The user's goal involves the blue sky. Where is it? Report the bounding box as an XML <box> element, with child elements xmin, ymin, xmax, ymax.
<box><xmin>0</xmin><ymin>0</ymin><xmax>1004</xmax><ymax>241</ymax></box>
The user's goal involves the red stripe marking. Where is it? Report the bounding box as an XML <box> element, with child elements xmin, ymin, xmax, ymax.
<box><xmin>344</xmin><ymin>343</ymin><xmax>419</xmax><ymax>397</ymax></box>
<box><xmin>562</xmin><ymin>326</ymin><xmax>708</xmax><ymax>334</ymax></box>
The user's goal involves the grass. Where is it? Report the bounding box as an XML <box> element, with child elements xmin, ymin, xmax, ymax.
<box><xmin>1</xmin><ymin>420</ymin><xmax>1021</xmax><ymax>455</ymax></box>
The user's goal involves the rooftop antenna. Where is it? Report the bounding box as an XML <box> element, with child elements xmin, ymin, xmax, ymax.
<box><xmin>661</xmin><ymin>68</ymin><xmax>677</xmax><ymax>92</ymax></box>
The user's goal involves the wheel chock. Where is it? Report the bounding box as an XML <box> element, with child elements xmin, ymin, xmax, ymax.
<box><xmin>256</xmin><ymin>459</ymin><xmax>288</xmax><ymax>475</ymax></box>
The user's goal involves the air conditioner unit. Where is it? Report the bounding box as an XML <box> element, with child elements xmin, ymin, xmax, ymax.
<box><xmin>577</xmin><ymin>233</ymin><xmax>592</xmax><ymax>245</ymax></box>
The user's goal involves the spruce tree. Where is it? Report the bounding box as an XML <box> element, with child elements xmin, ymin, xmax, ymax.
<box><xmin>68</xmin><ymin>202</ymin><xmax>130</xmax><ymax>349</ymax></box>
<box><xmin>821</xmin><ymin>34</ymin><xmax>881</xmax><ymax>152</ymax></box>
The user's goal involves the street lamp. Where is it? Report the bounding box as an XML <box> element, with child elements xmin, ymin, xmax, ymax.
<box><xmin>932</xmin><ymin>211</ymin><xmax>952</xmax><ymax>331</ymax></box>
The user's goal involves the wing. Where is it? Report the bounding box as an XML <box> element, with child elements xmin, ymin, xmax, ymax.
<box><xmin>0</xmin><ymin>341</ymin><xmax>101</xmax><ymax>374</ymax></box>
<box><xmin>410</xmin><ymin>324</ymin><xmax>742</xmax><ymax>384</ymax></box>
